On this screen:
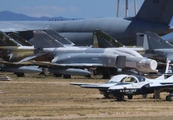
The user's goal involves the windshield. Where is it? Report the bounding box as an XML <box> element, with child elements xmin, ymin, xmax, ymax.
<box><xmin>120</xmin><ymin>77</ymin><xmax>138</xmax><ymax>83</ymax></box>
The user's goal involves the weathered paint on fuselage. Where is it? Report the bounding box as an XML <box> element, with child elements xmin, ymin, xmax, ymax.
<box><xmin>0</xmin><ymin>46</ymin><xmax>34</xmax><ymax>62</ymax></box>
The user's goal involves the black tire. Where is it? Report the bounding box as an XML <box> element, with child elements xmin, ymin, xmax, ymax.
<box><xmin>127</xmin><ymin>95</ymin><xmax>133</xmax><ymax>99</ymax></box>
<box><xmin>116</xmin><ymin>95</ymin><xmax>124</xmax><ymax>101</ymax></box>
<box><xmin>166</xmin><ymin>95</ymin><xmax>171</xmax><ymax>101</ymax></box>
<box><xmin>54</xmin><ymin>73</ymin><xmax>62</xmax><ymax>77</ymax></box>
<box><xmin>102</xmin><ymin>72</ymin><xmax>110</xmax><ymax>79</ymax></box>
<box><xmin>15</xmin><ymin>72</ymin><xmax>24</xmax><ymax>77</ymax></box>
<box><xmin>63</xmin><ymin>75</ymin><xmax>71</xmax><ymax>79</ymax></box>
<box><xmin>142</xmin><ymin>94</ymin><xmax>147</xmax><ymax>98</ymax></box>
<box><xmin>103</xmin><ymin>93</ymin><xmax>110</xmax><ymax>99</ymax></box>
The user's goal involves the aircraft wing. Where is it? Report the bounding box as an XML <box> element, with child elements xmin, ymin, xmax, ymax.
<box><xmin>70</xmin><ymin>82</ymin><xmax>101</xmax><ymax>86</ymax></box>
<box><xmin>81</xmin><ymin>84</ymin><xmax>114</xmax><ymax>89</ymax></box>
<box><xmin>70</xmin><ymin>82</ymin><xmax>111</xmax><ymax>89</ymax></box>
<box><xmin>27</xmin><ymin>61</ymin><xmax>104</xmax><ymax>67</ymax></box>
<box><xmin>18</xmin><ymin>53</ymin><xmax>48</xmax><ymax>64</ymax></box>
<box><xmin>0</xmin><ymin>60</ymin><xmax>37</xmax><ymax>65</ymax></box>
<box><xmin>148</xmin><ymin>83</ymin><xmax>173</xmax><ymax>89</ymax></box>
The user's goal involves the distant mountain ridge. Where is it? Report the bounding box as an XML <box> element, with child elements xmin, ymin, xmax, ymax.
<box><xmin>0</xmin><ymin>11</ymin><xmax>78</xmax><ymax>21</ymax></box>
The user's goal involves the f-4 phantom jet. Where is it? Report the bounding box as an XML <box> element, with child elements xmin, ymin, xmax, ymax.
<box><xmin>17</xmin><ymin>30</ymin><xmax>158</xmax><ymax>79</ymax></box>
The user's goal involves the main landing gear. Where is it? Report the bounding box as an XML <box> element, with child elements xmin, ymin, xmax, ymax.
<box><xmin>166</xmin><ymin>91</ymin><xmax>173</xmax><ymax>101</ymax></box>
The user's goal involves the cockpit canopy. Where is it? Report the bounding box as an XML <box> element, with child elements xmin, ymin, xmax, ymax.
<box><xmin>120</xmin><ymin>75</ymin><xmax>146</xmax><ymax>83</ymax></box>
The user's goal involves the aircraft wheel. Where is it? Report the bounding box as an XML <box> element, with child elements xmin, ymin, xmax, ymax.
<box><xmin>116</xmin><ymin>95</ymin><xmax>124</xmax><ymax>101</ymax></box>
<box><xmin>102</xmin><ymin>73</ymin><xmax>110</xmax><ymax>79</ymax></box>
<box><xmin>103</xmin><ymin>93</ymin><xmax>110</xmax><ymax>99</ymax></box>
<box><xmin>54</xmin><ymin>73</ymin><xmax>62</xmax><ymax>77</ymax></box>
<box><xmin>14</xmin><ymin>72</ymin><xmax>24</xmax><ymax>77</ymax></box>
<box><xmin>166</xmin><ymin>95</ymin><xmax>171</xmax><ymax>101</ymax></box>
<box><xmin>127</xmin><ymin>95</ymin><xmax>133</xmax><ymax>99</ymax></box>
<box><xmin>142</xmin><ymin>94</ymin><xmax>147</xmax><ymax>98</ymax></box>
<box><xmin>63</xmin><ymin>75</ymin><xmax>71</xmax><ymax>79</ymax></box>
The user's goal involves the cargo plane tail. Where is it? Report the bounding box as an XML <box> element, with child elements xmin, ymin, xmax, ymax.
<box><xmin>135</xmin><ymin>0</ymin><xmax>173</xmax><ymax>25</ymax></box>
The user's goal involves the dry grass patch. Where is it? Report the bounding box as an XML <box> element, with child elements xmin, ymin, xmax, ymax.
<box><xmin>0</xmin><ymin>73</ymin><xmax>173</xmax><ymax>120</ymax></box>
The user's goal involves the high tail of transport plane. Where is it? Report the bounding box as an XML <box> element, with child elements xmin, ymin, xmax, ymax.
<box><xmin>135</xmin><ymin>0</ymin><xmax>173</xmax><ymax>25</ymax></box>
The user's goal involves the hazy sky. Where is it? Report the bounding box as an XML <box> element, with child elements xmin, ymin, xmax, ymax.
<box><xmin>0</xmin><ymin>0</ymin><xmax>144</xmax><ymax>18</ymax></box>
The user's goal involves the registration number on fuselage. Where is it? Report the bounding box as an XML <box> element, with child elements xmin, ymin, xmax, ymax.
<box><xmin>120</xmin><ymin>89</ymin><xmax>136</xmax><ymax>93</ymax></box>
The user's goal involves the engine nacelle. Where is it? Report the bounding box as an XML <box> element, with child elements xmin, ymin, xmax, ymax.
<box><xmin>125</xmin><ymin>57</ymin><xmax>158</xmax><ymax>73</ymax></box>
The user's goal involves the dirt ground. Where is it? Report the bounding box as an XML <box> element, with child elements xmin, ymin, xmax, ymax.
<box><xmin>0</xmin><ymin>73</ymin><xmax>173</xmax><ymax>120</ymax></box>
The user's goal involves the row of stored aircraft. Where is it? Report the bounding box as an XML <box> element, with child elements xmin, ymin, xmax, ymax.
<box><xmin>0</xmin><ymin>0</ymin><xmax>173</xmax><ymax>46</ymax></box>
<box><xmin>0</xmin><ymin>30</ymin><xmax>158</xmax><ymax>78</ymax></box>
<box><xmin>0</xmin><ymin>0</ymin><xmax>173</xmax><ymax>102</ymax></box>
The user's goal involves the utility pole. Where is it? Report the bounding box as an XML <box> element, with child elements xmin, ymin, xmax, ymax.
<box><xmin>134</xmin><ymin>0</ymin><xmax>137</xmax><ymax>15</ymax></box>
<box><xmin>116</xmin><ymin>0</ymin><xmax>137</xmax><ymax>17</ymax></box>
<box><xmin>126</xmin><ymin>0</ymin><xmax>128</xmax><ymax>17</ymax></box>
<box><xmin>117</xmin><ymin>0</ymin><xmax>120</xmax><ymax>17</ymax></box>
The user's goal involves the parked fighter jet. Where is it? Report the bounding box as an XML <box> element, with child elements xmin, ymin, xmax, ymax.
<box><xmin>93</xmin><ymin>29</ymin><xmax>145</xmax><ymax>52</ymax></box>
<box><xmin>0</xmin><ymin>31</ymin><xmax>90</xmax><ymax>77</ymax></box>
<box><xmin>17</xmin><ymin>30</ymin><xmax>158</xmax><ymax>79</ymax></box>
<box><xmin>0</xmin><ymin>0</ymin><xmax>173</xmax><ymax>46</ymax></box>
<box><xmin>137</xmin><ymin>31</ymin><xmax>173</xmax><ymax>63</ymax></box>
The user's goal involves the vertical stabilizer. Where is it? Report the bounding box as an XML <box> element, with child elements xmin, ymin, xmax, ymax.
<box><xmin>0</xmin><ymin>31</ymin><xmax>19</xmax><ymax>46</ymax></box>
<box><xmin>145</xmin><ymin>31</ymin><xmax>173</xmax><ymax>49</ymax></box>
<box><xmin>33</xmin><ymin>30</ymin><xmax>64</xmax><ymax>48</ymax></box>
<box><xmin>92</xmin><ymin>30</ymin><xmax>123</xmax><ymax>48</ymax></box>
<box><xmin>8</xmin><ymin>33</ymin><xmax>32</xmax><ymax>46</ymax></box>
<box><xmin>136</xmin><ymin>33</ymin><xmax>149</xmax><ymax>50</ymax></box>
<box><xmin>43</xmin><ymin>30</ymin><xmax>74</xmax><ymax>46</ymax></box>
<box><xmin>135</xmin><ymin>0</ymin><xmax>173</xmax><ymax>25</ymax></box>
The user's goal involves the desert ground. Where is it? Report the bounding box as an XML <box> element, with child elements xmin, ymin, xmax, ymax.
<box><xmin>0</xmin><ymin>73</ymin><xmax>173</xmax><ymax>120</ymax></box>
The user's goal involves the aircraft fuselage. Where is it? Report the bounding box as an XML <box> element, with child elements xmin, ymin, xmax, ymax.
<box><xmin>0</xmin><ymin>17</ymin><xmax>172</xmax><ymax>46</ymax></box>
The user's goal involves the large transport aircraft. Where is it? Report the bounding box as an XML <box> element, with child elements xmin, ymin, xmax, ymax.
<box><xmin>0</xmin><ymin>0</ymin><xmax>173</xmax><ymax>46</ymax></box>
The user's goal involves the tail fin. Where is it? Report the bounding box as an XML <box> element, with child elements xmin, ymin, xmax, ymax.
<box><xmin>165</xmin><ymin>60</ymin><xmax>173</xmax><ymax>74</ymax></box>
<box><xmin>92</xmin><ymin>29</ymin><xmax>123</xmax><ymax>48</ymax></box>
<box><xmin>145</xmin><ymin>31</ymin><xmax>173</xmax><ymax>49</ymax></box>
<box><xmin>137</xmin><ymin>31</ymin><xmax>173</xmax><ymax>50</ymax></box>
<box><xmin>43</xmin><ymin>30</ymin><xmax>75</xmax><ymax>46</ymax></box>
<box><xmin>135</xmin><ymin>0</ymin><xmax>173</xmax><ymax>25</ymax></box>
<box><xmin>0</xmin><ymin>31</ymin><xmax>20</xmax><ymax>46</ymax></box>
<box><xmin>33</xmin><ymin>30</ymin><xmax>64</xmax><ymax>48</ymax></box>
<box><xmin>8</xmin><ymin>33</ymin><xmax>32</xmax><ymax>46</ymax></box>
